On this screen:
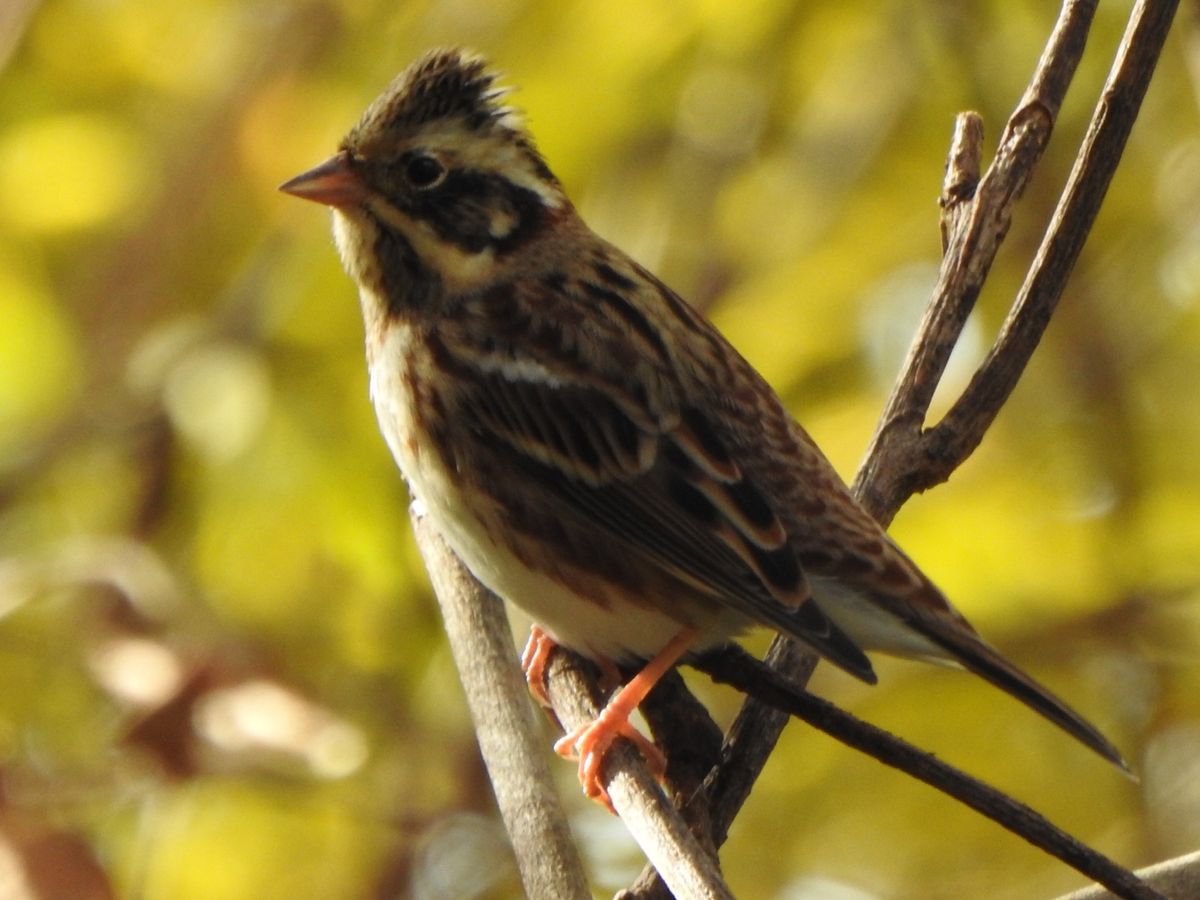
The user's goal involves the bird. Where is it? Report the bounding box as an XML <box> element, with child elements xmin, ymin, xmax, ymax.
<box><xmin>280</xmin><ymin>47</ymin><xmax>1126</xmax><ymax>808</ymax></box>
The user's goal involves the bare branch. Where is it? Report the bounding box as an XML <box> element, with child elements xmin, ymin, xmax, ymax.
<box><xmin>692</xmin><ymin>646</ymin><xmax>1166</xmax><ymax>900</ymax></box>
<box><xmin>939</xmin><ymin>111</ymin><xmax>985</xmax><ymax>254</ymax></box>
<box><xmin>415</xmin><ymin>509</ymin><xmax>737</xmax><ymax>899</ymax></box>
<box><xmin>1055</xmin><ymin>850</ymin><xmax>1200</xmax><ymax>900</ymax></box>
<box><xmin>409</xmin><ymin>511</ymin><xmax>591</xmax><ymax>900</ymax></box>
<box><xmin>542</xmin><ymin>651</ymin><xmax>736</xmax><ymax>900</ymax></box>
<box><xmin>852</xmin><ymin>0</ymin><xmax>1102</xmax><ymax>521</ymax></box>
<box><xmin>619</xmin><ymin>670</ymin><xmax>727</xmax><ymax>899</ymax></box>
<box><xmin>927</xmin><ymin>0</ymin><xmax>1181</xmax><ymax>481</ymax></box>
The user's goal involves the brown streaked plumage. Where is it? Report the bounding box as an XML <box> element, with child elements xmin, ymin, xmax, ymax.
<box><xmin>281</xmin><ymin>48</ymin><xmax>1126</xmax><ymax>805</ymax></box>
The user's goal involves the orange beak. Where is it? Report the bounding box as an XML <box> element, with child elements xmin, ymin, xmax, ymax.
<box><xmin>279</xmin><ymin>151</ymin><xmax>367</xmax><ymax>207</ymax></box>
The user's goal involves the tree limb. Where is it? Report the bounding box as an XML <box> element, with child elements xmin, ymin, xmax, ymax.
<box><xmin>543</xmin><ymin>652</ymin><xmax>735</xmax><ymax>900</ymax></box>
<box><xmin>686</xmin><ymin>0</ymin><xmax>1100</xmax><ymax>863</ymax></box>
<box><xmin>414</xmin><ymin>510</ymin><xmax>739</xmax><ymax>899</ymax></box>
<box><xmin>410</xmin><ymin>510</ymin><xmax>591</xmax><ymax>900</ymax></box>
<box><xmin>851</xmin><ymin>0</ymin><xmax>1104</xmax><ymax>521</ymax></box>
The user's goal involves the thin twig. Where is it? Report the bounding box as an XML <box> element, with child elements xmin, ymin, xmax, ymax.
<box><xmin>418</xmin><ymin>503</ymin><xmax>737</xmax><ymax>899</ymax></box>
<box><xmin>927</xmin><ymin>0</ymin><xmax>1181</xmax><ymax>483</ymax></box>
<box><xmin>617</xmin><ymin>670</ymin><xmax>728</xmax><ymax>899</ymax></box>
<box><xmin>719</xmin><ymin>0</ymin><xmax>1175</xmax><ymax>838</ymax></box>
<box><xmin>939</xmin><ymin>111</ymin><xmax>985</xmax><ymax>254</ymax></box>
<box><xmin>691</xmin><ymin>646</ymin><xmax>1166</xmax><ymax>900</ymax></box>
<box><xmin>851</xmin><ymin>0</ymin><xmax>1103</xmax><ymax>521</ymax></box>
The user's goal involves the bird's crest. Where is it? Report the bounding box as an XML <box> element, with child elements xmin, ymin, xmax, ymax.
<box><xmin>347</xmin><ymin>48</ymin><xmax>518</xmax><ymax>146</ymax></box>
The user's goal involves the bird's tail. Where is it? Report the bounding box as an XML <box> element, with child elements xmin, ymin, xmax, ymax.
<box><xmin>913</xmin><ymin>611</ymin><xmax>1130</xmax><ymax>773</ymax></box>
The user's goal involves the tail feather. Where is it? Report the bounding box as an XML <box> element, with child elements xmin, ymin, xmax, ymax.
<box><xmin>916</xmin><ymin>614</ymin><xmax>1129</xmax><ymax>773</ymax></box>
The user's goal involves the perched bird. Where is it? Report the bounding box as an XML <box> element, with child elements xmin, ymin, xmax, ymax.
<box><xmin>281</xmin><ymin>48</ymin><xmax>1125</xmax><ymax>807</ymax></box>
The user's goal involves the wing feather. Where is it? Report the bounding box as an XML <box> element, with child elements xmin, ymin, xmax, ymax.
<box><xmin>452</xmin><ymin>363</ymin><xmax>875</xmax><ymax>682</ymax></box>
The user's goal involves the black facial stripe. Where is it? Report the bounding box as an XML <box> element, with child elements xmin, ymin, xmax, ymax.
<box><xmin>370</xmin><ymin>215</ymin><xmax>440</xmax><ymax>316</ymax></box>
<box><xmin>405</xmin><ymin>168</ymin><xmax>549</xmax><ymax>255</ymax></box>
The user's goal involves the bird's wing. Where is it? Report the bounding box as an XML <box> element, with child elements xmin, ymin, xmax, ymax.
<box><xmin>431</xmin><ymin>291</ymin><xmax>874</xmax><ymax>682</ymax></box>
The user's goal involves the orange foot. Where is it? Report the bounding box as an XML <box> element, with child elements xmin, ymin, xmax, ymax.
<box><xmin>520</xmin><ymin>626</ymin><xmax>623</xmax><ymax>706</ymax></box>
<box><xmin>551</xmin><ymin>627</ymin><xmax>698</xmax><ymax>813</ymax></box>
<box><xmin>519</xmin><ymin>625</ymin><xmax>556</xmax><ymax>708</ymax></box>
<box><xmin>553</xmin><ymin>706</ymin><xmax>667</xmax><ymax>814</ymax></box>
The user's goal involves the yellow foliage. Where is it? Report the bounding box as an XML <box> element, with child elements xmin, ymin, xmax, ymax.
<box><xmin>0</xmin><ymin>1</ymin><xmax>1195</xmax><ymax>897</ymax></box>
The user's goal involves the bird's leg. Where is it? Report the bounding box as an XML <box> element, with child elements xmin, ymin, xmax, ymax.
<box><xmin>520</xmin><ymin>625</ymin><xmax>557</xmax><ymax>708</ymax></box>
<box><xmin>521</xmin><ymin>625</ymin><xmax>625</xmax><ymax>705</ymax></box>
<box><xmin>554</xmin><ymin>626</ymin><xmax>698</xmax><ymax>812</ymax></box>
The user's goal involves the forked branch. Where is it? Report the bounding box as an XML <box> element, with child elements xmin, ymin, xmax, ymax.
<box><xmin>640</xmin><ymin>0</ymin><xmax>1178</xmax><ymax>896</ymax></box>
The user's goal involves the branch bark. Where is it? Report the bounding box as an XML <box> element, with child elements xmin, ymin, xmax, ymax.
<box><xmin>692</xmin><ymin>647</ymin><xmax>1166</xmax><ymax>900</ymax></box>
<box><xmin>414</xmin><ymin>510</ymin><xmax>739</xmax><ymax>898</ymax></box>
<box><xmin>414</xmin><ymin>502</ymin><xmax>740</xmax><ymax>898</ymax></box>
<box><xmin>543</xmin><ymin>653</ymin><xmax>735</xmax><ymax>900</ymax></box>
<box><xmin>1055</xmin><ymin>850</ymin><xmax>1200</xmax><ymax>900</ymax></box>
<box><xmin>410</xmin><ymin>511</ymin><xmax>591</xmax><ymax>900</ymax></box>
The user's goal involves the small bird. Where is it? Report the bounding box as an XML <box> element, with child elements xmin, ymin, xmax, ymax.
<box><xmin>281</xmin><ymin>48</ymin><xmax>1125</xmax><ymax>806</ymax></box>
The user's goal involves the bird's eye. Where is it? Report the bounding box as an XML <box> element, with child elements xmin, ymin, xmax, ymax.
<box><xmin>403</xmin><ymin>154</ymin><xmax>446</xmax><ymax>189</ymax></box>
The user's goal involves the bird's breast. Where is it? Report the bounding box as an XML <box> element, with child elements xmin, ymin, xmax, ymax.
<box><xmin>361</xmin><ymin>314</ymin><xmax>726</xmax><ymax>663</ymax></box>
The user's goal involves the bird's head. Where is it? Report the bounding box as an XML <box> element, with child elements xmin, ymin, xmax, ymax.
<box><xmin>281</xmin><ymin>48</ymin><xmax>568</xmax><ymax>301</ymax></box>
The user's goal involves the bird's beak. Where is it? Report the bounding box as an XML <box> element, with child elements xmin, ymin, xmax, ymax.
<box><xmin>279</xmin><ymin>151</ymin><xmax>367</xmax><ymax>207</ymax></box>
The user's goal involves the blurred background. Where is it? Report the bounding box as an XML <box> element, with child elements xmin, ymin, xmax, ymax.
<box><xmin>1</xmin><ymin>0</ymin><xmax>1198</xmax><ymax>897</ymax></box>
